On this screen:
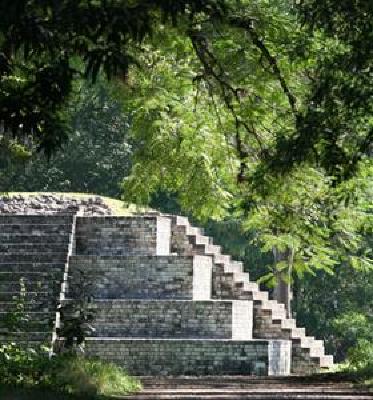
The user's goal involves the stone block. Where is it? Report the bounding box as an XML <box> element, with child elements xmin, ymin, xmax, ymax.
<box><xmin>67</xmin><ymin>255</ymin><xmax>212</xmax><ymax>300</ymax></box>
<box><xmin>83</xmin><ymin>339</ymin><xmax>278</xmax><ymax>376</ymax></box>
<box><xmin>82</xmin><ymin>299</ymin><xmax>253</xmax><ymax>339</ymax></box>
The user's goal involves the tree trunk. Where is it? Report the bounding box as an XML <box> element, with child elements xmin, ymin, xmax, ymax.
<box><xmin>272</xmin><ymin>246</ymin><xmax>293</xmax><ymax>319</ymax></box>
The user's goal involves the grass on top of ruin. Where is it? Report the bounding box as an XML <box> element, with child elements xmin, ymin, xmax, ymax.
<box><xmin>2</xmin><ymin>192</ymin><xmax>153</xmax><ymax>216</ymax></box>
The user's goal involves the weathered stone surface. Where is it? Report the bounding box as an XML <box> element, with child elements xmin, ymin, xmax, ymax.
<box><xmin>79</xmin><ymin>299</ymin><xmax>253</xmax><ymax>339</ymax></box>
<box><xmin>0</xmin><ymin>210</ymin><xmax>330</xmax><ymax>375</ymax></box>
<box><xmin>67</xmin><ymin>255</ymin><xmax>212</xmax><ymax>300</ymax></box>
<box><xmin>75</xmin><ymin>216</ymin><xmax>171</xmax><ymax>256</ymax></box>
<box><xmin>0</xmin><ymin>215</ymin><xmax>74</xmax><ymax>345</ymax></box>
<box><xmin>83</xmin><ymin>338</ymin><xmax>289</xmax><ymax>376</ymax></box>
<box><xmin>169</xmin><ymin>215</ymin><xmax>334</xmax><ymax>374</ymax></box>
<box><xmin>0</xmin><ymin>195</ymin><xmax>111</xmax><ymax>216</ymax></box>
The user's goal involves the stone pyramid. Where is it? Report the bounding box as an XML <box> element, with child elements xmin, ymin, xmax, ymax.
<box><xmin>0</xmin><ymin>209</ymin><xmax>333</xmax><ymax>375</ymax></box>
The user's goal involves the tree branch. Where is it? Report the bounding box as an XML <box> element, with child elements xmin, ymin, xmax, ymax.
<box><xmin>189</xmin><ymin>27</ymin><xmax>265</xmax><ymax>183</ymax></box>
<box><xmin>229</xmin><ymin>15</ymin><xmax>298</xmax><ymax>115</ymax></box>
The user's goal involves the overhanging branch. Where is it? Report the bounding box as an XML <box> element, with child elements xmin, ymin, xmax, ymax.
<box><xmin>228</xmin><ymin>15</ymin><xmax>298</xmax><ymax>115</ymax></box>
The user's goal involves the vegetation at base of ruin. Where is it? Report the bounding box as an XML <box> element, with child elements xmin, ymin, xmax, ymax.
<box><xmin>0</xmin><ymin>344</ymin><xmax>141</xmax><ymax>398</ymax></box>
<box><xmin>0</xmin><ymin>282</ymin><xmax>141</xmax><ymax>398</ymax></box>
<box><xmin>338</xmin><ymin>340</ymin><xmax>373</xmax><ymax>388</ymax></box>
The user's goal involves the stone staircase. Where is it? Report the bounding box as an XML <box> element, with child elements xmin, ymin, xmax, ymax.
<box><xmin>121</xmin><ymin>376</ymin><xmax>372</xmax><ymax>400</ymax></box>
<box><xmin>0</xmin><ymin>215</ymin><xmax>74</xmax><ymax>344</ymax></box>
<box><xmin>63</xmin><ymin>216</ymin><xmax>291</xmax><ymax>376</ymax></box>
<box><xmin>170</xmin><ymin>216</ymin><xmax>333</xmax><ymax>374</ymax></box>
<box><xmin>0</xmin><ymin>212</ymin><xmax>334</xmax><ymax>375</ymax></box>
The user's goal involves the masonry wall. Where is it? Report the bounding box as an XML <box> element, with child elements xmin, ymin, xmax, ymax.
<box><xmin>75</xmin><ymin>216</ymin><xmax>158</xmax><ymax>256</ymax></box>
<box><xmin>84</xmin><ymin>339</ymin><xmax>274</xmax><ymax>376</ymax></box>
<box><xmin>67</xmin><ymin>255</ymin><xmax>212</xmax><ymax>300</ymax></box>
<box><xmin>87</xmin><ymin>299</ymin><xmax>253</xmax><ymax>339</ymax></box>
<box><xmin>0</xmin><ymin>195</ymin><xmax>111</xmax><ymax>215</ymax></box>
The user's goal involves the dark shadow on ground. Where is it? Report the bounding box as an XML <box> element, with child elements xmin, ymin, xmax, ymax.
<box><xmin>0</xmin><ymin>385</ymin><xmax>121</xmax><ymax>400</ymax></box>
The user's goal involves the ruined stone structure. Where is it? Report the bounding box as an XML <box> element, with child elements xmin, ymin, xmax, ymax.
<box><xmin>0</xmin><ymin>199</ymin><xmax>333</xmax><ymax>376</ymax></box>
<box><xmin>0</xmin><ymin>194</ymin><xmax>112</xmax><ymax>215</ymax></box>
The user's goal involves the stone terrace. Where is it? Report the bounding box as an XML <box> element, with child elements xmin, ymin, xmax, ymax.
<box><xmin>0</xmin><ymin>208</ymin><xmax>333</xmax><ymax>375</ymax></box>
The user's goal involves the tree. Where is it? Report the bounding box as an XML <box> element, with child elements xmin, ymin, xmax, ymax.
<box><xmin>1</xmin><ymin>79</ymin><xmax>132</xmax><ymax>195</ymax></box>
<box><xmin>119</xmin><ymin>2</ymin><xmax>372</xmax><ymax>315</ymax></box>
<box><xmin>0</xmin><ymin>0</ymin><xmax>225</xmax><ymax>156</ymax></box>
<box><xmin>1</xmin><ymin>0</ymin><xmax>371</xmax><ymax>182</ymax></box>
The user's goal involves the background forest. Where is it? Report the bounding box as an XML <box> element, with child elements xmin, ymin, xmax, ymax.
<box><xmin>0</xmin><ymin>0</ymin><xmax>372</xmax><ymax>372</ymax></box>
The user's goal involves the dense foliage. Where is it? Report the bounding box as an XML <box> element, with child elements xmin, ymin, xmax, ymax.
<box><xmin>0</xmin><ymin>292</ymin><xmax>141</xmax><ymax>397</ymax></box>
<box><xmin>0</xmin><ymin>345</ymin><xmax>141</xmax><ymax>397</ymax></box>
<box><xmin>0</xmin><ymin>0</ymin><xmax>225</xmax><ymax>155</ymax></box>
<box><xmin>1</xmin><ymin>0</ymin><xmax>371</xmax><ymax>179</ymax></box>
<box><xmin>1</xmin><ymin>81</ymin><xmax>132</xmax><ymax>196</ymax></box>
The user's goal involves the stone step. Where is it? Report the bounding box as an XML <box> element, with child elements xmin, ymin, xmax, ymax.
<box><xmin>0</xmin><ymin>310</ymin><xmax>55</xmax><ymax>319</ymax></box>
<box><xmin>0</xmin><ymin>234</ymin><xmax>71</xmax><ymax>244</ymax></box>
<box><xmin>83</xmin><ymin>338</ymin><xmax>291</xmax><ymax>376</ymax></box>
<box><xmin>0</xmin><ymin>224</ymin><xmax>72</xmax><ymax>234</ymax></box>
<box><xmin>0</xmin><ymin>280</ymin><xmax>60</xmax><ymax>292</ymax></box>
<box><xmin>122</xmin><ymin>390</ymin><xmax>373</xmax><ymax>400</ymax></box>
<box><xmin>239</xmin><ymin>281</ymin><xmax>259</xmax><ymax>293</ymax></box>
<box><xmin>0</xmin><ymin>300</ymin><xmax>55</xmax><ymax>312</ymax></box>
<box><xmin>0</xmin><ymin>253</ymin><xmax>68</xmax><ymax>262</ymax></box>
<box><xmin>67</xmin><ymin>255</ymin><xmax>212</xmax><ymax>300</ymax></box>
<box><xmin>0</xmin><ymin>215</ymin><xmax>74</xmax><ymax>224</ymax></box>
<box><xmin>308</xmin><ymin>346</ymin><xmax>327</xmax><ymax>358</ymax></box>
<box><xmin>190</xmin><ymin>235</ymin><xmax>210</xmax><ymax>247</ymax></box>
<box><xmin>76</xmin><ymin>215</ymin><xmax>161</xmax><ymax>225</ymax></box>
<box><xmin>76</xmin><ymin>215</ymin><xmax>171</xmax><ymax>255</ymax></box>
<box><xmin>0</xmin><ymin>262</ymin><xmax>66</xmax><ymax>273</ymax></box>
<box><xmin>137</xmin><ymin>376</ymin><xmax>358</xmax><ymax>388</ymax></box>
<box><xmin>174</xmin><ymin>216</ymin><xmax>189</xmax><ymax>226</ymax></box>
<box><xmin>256</xmin><ymin>302</ymin><xmax>286</xmax><ymax>316</ymax></box>
<box><xmin>183</xmin><ymin>223</ymin><xmax>205</xmax><ymax>238</ymax></box>
<box><xmin>289</xmin><ymin>327</ymin><xmax>306</xmax><ymax>338</ymax></box>
<box><xmin>170</xmin><ymin>218</ymin><xmax>334</xmax><ymax>372</ymax></box>
<box><xmin>74</xmin><ymin>242</ymin><xmax>156</xmax><ymax>256</ymax></box>
<box><xmin>0</xmin><ymin>243</ymin><xmax>69</xmax><ymax>253</ymax></box>
<box><xmin>293</xmin><ymin>336</ymin><xmax>324</xmax><ymax>349</ymax></box>
<box><xmin>214</xmin><ymin>254</ymin><xmax>232</xmax><ymax>264</ymax></box>
<box><xmin>0</xmin><ymin>271</ymin><xmax>64</xmax><ymax>281</ymax></box>
<box><xmin>0</xmin><ymin>318</ymin><xmax>54</xmax><ymax>332</ymax></box>
<box><xmin>0</xmin><ymin>291</ymin><xmax>55</xmax><ymax>302</ymax></box>
<box><xmin>68</xmin><ymin>299</ymin><xmax>253</xmax><ymax>339</ymax></box>
<box><xmin>272</xmin><ymin>318</ymin><xmax>296</xmax><ymax>329</ymax></box>
<box><xmin>233</xmin><ymin>272</ymin><xmax>251</xmax><ymax>282</ymax></box>
<box><xmin>205</xmin><ymin>244</ymin><xmax>222</xmax><ymax>255</ymax></box>
<box><xmin>224</xmin><ymin>262</ymin><xmax>244</xmax><ymax>274</ymax></box>
<box><xmin>75</xmin><ymin>217</ymin><xmax>160</xmax><ymax>246</ymax></box>
<box><xmin>186</xmin><ymin>226</ymin><xmax>203</xmax><ymax>237</ymax></box>
<box><xmin>250</xmin><ymin>291</ymin><xmax>269</xmax><ymax>302</ymax></box>
<box><xmin>0</xmin><ymin>331</ymin><xmax>52</xmax><ymax>342</ymax></box>
<box><xmin>319</xmin><ymin>355</ymin><xmax>334</xmax><ymax>368</ymax></box>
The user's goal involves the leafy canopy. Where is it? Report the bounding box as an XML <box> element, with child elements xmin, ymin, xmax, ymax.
<box><xmin>0</xmin><ymin>0</ymin><xmax>225</xmax><ymax>155</ymax></box>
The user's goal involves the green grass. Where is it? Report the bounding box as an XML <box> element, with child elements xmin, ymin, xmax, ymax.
<box><xmin>3</xmin><ymin>192</ymin><xmax>153</xmax><ymax>216</ymax></box>
<box><xmin>47</xmin><ymin>355</ymin><xmax>142</xmax><ymax>397</ymax></box>
<box><xmin>0</xmin><ymin>344</ymin><xmax>142</xmax><ymax>399</ymax></box>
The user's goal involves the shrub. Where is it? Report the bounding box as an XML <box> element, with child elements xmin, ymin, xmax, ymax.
<box><xmin>0</xmin><ymin>343</ymin><xmax>50</xmax><ymax>386</ymax></box>
<box><xmin>0</xmin><ymin>344</ymin><xmax>141</xmax><ymax>398</ymax></box>
<box><xmin>332</xmin><ymin>312</ymin><xmax>373</xmax><ymax>360</ymax></box>
<box><xmin>347</xmin><ymin>340</ymin><xmax>373</xmax><ymax>376</ymax></box>
<box><xmin>47</xmin><ymin>354</ymin><xmax>142</xmax><ymax>397</ymax></box>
